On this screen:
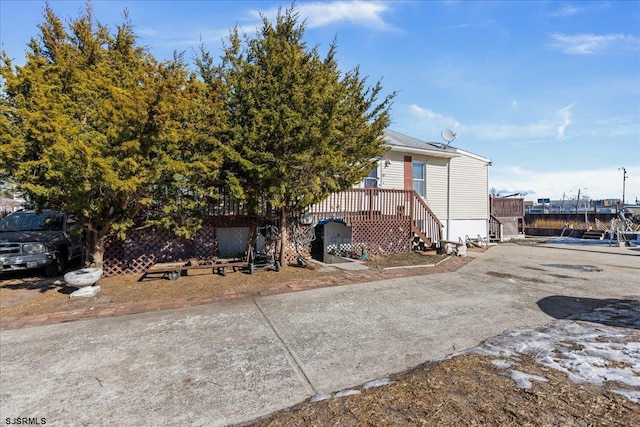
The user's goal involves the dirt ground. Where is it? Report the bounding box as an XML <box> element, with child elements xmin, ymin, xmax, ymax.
<box><xmin>2</xmin><ymin>248</ymin><xmax>638</xmax><ymax>426</ymax></box>
<box><xmin>248</xmin><ymin>352</ymin><xmax>639</xmax><ymax>427</ymax></box>
<box><xmin>0</xmin><ymin>251</ymin><xmax>451</xmax><ymax>318</ymax></box>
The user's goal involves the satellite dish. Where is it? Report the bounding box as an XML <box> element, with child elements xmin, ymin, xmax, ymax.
<box><xmin>441</xmin><ymin>128</ymin><xmax>457</xmax><ymax>146</ymax></box>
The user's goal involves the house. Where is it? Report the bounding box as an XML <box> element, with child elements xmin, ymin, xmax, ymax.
<box><xmin>306</xmin><ymin>129</ymin><xmax>492</xmax><ymax>262</ymax></box>
<box><xmin>103</xmin><ymin>129</ymin><xmax>493</xmax><ymax>276</ymax></box>
<box><xmin>376</xmin><ymin>130</ymin><xmax>491</xmax><ymax>243</ymax></box>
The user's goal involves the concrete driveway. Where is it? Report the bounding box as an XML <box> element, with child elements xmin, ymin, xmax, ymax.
<box><xmin>1</xmin><ymin>243</ymin><xmax>639</xmax><ymax>426</ymax></box>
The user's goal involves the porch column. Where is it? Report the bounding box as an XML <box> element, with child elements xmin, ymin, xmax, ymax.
<box><xmin>404</xmin><ymin>156</ymin><xmax>412</xmax><ymax>201</ymax></box>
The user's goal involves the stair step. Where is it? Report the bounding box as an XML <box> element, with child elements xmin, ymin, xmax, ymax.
<box><xmin>582</xmin><ymin>230</ymin><xmax>605</xmax><ymax>240</ymax></box>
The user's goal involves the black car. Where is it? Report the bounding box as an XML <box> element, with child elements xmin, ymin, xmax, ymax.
<box><xmin>0</xmin><ymin>209</ymin><xmax>84</xmax><ymax>276</ymax></box>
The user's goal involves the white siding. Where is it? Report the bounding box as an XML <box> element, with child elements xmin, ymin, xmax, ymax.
<box><xmin>449</xmin><ymin>155</ymin><xmax>489</xmax><ymax>220</ymax></box>
<box><xmin>447</xmin><ymin>219</ymin><xmax>488</xmax><ymax>243</ymax></box>
<box><xmin>349</xmin><ymin>146</ymin><xmax>490</xmax><ymax>241</ymax></box>
<box><xmin>378</xmin><ymin>153</ymin><xmax>405</xmax><ymax>189</ymax></box>
<box><xmin>424</xmin><ymin>158</ymin><xmax>448</xmax><ymax>219</ymax></box>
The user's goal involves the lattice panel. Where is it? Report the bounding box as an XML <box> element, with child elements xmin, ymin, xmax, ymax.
<box><xmin>104</xmin><ymin>226</ymin><xmax>219</xmax><ymax>277</ymax></box>
<box><xmin>104</xmin><ymin>218</ymin><xmax>415</xmax><ymax>276</ymax></box>
<box><xmin>103</xmin><ymin>236</ymin><xmax>126</xmax><ymax>277</ymax></box>
<box><xmin>351</xmin><ymin>219</ymin><xmax>411</xmax><ymax>255</ymax></box>
<box><xmin>192</xmin><ymin>227</ymin><xmax>219</xmax><ymax>259</ymax></box>
<box><xmin>285</xmin><ymin>223</ymin><xmax>313</xmax><ymax>265</ymax></box>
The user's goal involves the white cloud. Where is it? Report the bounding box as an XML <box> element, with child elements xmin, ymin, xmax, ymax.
<box><xmin>549</xmin><ymin>32</ymin><xmax>640</xmax><ymax>55</ymax></box>
<box><xmin>490</xmin><ymin>166</ymin><xmax>640</xmax><ymax>202</ymax></box>
<box><xmin>408</xmin><ymin>103</ymin><xmax>575</xmax><ymax>143</ymax></box>
<box><xmin>556</xmin><ymin>103</ymin><xmax>575</xmax><ymax>140</ymax></box>
<box><xmin>299</xmin><ymin>1</ymin><xmax>393</xmax><ymax>29</ymax></box>
<box><xmin>550</xmin><ymin>6</ymin><xmax>581</xmax><ymax>17</ymax></box>
<box><xmin>407</xmin><ymin>103</ymin><xmax>581</xmax><ymax>143</ymax></box>
<box><xmin>252</xmin><ymin>1</ymin><xmax>394</xmax><ymax>30</ymax></box>
<box><xmin>408</xmin><ymin>104</ymin><xmax>461</xmax><ymax>132</ymax></box>
<box><xmin>138</xmin><ymin>27</ymin><xmax>230</xmax><ymax>50</ymax></box>
<box><xmin>409</xmin><ymin>100</ymin><xmax>575</xmax><ymax>144</ymax></box>
<box><xmin>470</xmin><ymin>122</ymin><xmax>552</xmax><ymax>142</ymax></box>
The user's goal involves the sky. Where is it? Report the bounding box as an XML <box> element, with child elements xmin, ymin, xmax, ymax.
<box><xmin>1</xmin><ymin>0</ymin><xmax>639</xmax><ymax>203</ymax></box>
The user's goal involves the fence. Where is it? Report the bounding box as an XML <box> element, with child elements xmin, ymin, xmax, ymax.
<box><xmin>103</xmin><ymin>188</ymin><xmax>444</xmax><ymax>276</ymax></box>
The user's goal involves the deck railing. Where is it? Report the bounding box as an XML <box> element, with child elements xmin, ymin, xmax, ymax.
<box><xmin>489</xmin><ymin>215</ymin><xmax>504</xmax><ymax>242</ymax></box>
<box><xmin>307</xmin><ymin>188</ymin><xmax>443</xmax><ymax>246</ymax></box>
<box><xmin>200</xmin><ymin>187</ymin><xmax>444</xmax><ymax>246</ymax></box>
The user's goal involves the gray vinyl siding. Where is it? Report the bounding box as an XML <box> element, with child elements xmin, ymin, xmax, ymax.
<box><xmin>449</xmin><ymin>155</ymin><xmax>489</xmax><ymax>219</ymax></box>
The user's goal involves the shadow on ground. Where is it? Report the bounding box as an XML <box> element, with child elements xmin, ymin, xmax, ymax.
<box><xmin>0</xmin><ymin>268</ymin><xmax>79</xmax><ymax>294</ymax></box>
<box><xmin>537</xmin><ymin>295</ymin><xmax>640</xmax><ymax>329</ymax></box>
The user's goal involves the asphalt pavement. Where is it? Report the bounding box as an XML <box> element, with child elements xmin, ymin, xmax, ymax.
<box><xmin>1</xmin><ymin>243</ymin><xmax>639</xmax><ymax>426</ymax></box>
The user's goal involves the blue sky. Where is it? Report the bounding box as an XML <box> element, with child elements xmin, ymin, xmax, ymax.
<box><xmin>1</xmin><ymin>1</ymin><xmax>639</xmax><ymax>203</ymax></box>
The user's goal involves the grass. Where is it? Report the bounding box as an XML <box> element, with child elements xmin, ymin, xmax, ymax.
<box><xmin>363</xmin><ymin>251</ymin><xmax>448</xmax><ymax>269</ymax></box>
<box><xmin>527</xmin><ymin>219</ymin><xmax>597</xmax><ymax>229</ymax></box>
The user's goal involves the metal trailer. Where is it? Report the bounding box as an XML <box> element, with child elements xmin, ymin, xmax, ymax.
<box><xmin>139</xmin><ymin>223</ymin><xmax>282</xmax><ymax>281</ymax></box>
<box><xmin>139</xmin><ymin>258</ymin><xmax>247</xmax><ymax>281</ymax></box>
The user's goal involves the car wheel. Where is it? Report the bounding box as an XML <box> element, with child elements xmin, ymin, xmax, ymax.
<box><xmin>44</xmin><ymin>254</ymin><xmax>66</xmax><ymax>277</ymax></box>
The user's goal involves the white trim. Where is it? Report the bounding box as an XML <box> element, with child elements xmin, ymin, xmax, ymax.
<box><xmin>388</xmin><ymin>146</ymin><xmax>459</xmax><ymax>159</ymax></box>
<box><xmin>453</xmin><ymin>147</ymin><xmax>492</xmax><ymax>165</ymax></box>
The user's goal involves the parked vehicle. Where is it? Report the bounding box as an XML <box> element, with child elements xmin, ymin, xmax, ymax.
<box><xmin>0</xmin><ymin>209</ymin><xmax>84</xmax><ymax>276</ymax></box>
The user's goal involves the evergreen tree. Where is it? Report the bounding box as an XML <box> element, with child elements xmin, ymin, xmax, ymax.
<box><xmin>206</xmin><ymin>5</ymin><xmax>395</xmax><ymax>262</ymax></box>
<box><xmin>0</xmin><ymin>5</ymin><xmax>223</xmax><ymax>266</ymax></box>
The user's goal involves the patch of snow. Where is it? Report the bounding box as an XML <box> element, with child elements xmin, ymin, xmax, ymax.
<box><xmin>612</xmin><ymin>389</ymin><xmax>640</xmax><ymax>403</ymax></box>
<box><xmin>309</xmin><ymin>394</ymin><xmax>332</xmax><ymax>402</ymax></box>
<box><xmin>508</xmin><ymin>370</ymin><xmax>549</xmax><ymax>389</ymax></box>
<box><xmin>363</xmin><ymin>378</ymin><xmax>393</xmax><ymax>389</ymax></box>
<box><xmin>464</xmin><ymin>300</ymin><xmax>640</xmax><ymax>402</ymax></box>
<box><xmin>491</xmin><ymin>359</ymin><xmax>513</xmax><ymax>369</ymax></box>
<box><xmin>334</xmin><ymin>389</ymin><xmax>361</xmax><ymax>398</ymax></box>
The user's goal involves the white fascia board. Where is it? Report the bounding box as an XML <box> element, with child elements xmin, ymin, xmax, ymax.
<box><xmin>386</xmin><ymin>145</ymin><xmax>460</xmax><ymax>159</ymax></box>
<box><xmin>454</xmin><ymin>148</ymin><xmax>492</xmax><ymax>165</ymax></box>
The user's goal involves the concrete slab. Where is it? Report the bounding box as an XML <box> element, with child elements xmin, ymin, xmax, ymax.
<box><xmin>0</xmin><ymin>300</ymin><xmax>312</xmax><ymax>426</ymax></box>
<box><xmin>69</xmin><ymin>285</ymin><xmax>101</xmax><ymax>298</ymax></box>
<box><xmin>1</xmin><ymin>243</ymin><xmax>638</xmax><ymax>426</ymax></box>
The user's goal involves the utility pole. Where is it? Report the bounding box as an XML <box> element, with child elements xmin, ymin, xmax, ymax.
<box><xmin>619</xmin><ymin>167</ymin><xmax>627</xmax><ymax>205</ymax></box>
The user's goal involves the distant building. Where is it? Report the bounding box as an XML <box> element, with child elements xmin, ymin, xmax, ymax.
<box><xmin>0</xmin><ymin>196</ymin><xmax>23</xmax><ymax>215</ymax></box>
<box><xmin>525</xmin><ymin>198</ymin><xmax>622</xmax><ymax>214</ymax></box>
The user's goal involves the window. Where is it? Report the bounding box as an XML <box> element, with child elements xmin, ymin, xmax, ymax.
<box><xmin>364</xmin><ymin>167</ymin><xmax>379</xmax><ymax>188</ymax></box>
<box><xmin>412</xmin><ymin>161</ymin><xmax>425</xmax><ymax>197</ymax></box>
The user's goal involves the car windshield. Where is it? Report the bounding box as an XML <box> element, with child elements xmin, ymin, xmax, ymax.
<box><xmin>0</xmin><ymin>212</ymin><xmax>63</xmax><ymax>232</ymax></box>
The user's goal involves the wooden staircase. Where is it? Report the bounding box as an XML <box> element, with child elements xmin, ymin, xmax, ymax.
<box><xmin>307</xmin><ymin>188</ymin><xmax>443</xmax><ymax>251</ymax></box>
<box><xmin>410</xmin><ymin>192</ymin><xmax>443</xmax><ymax>250</ymax></box>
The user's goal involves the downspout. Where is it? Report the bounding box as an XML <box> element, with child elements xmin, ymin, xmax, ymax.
<box><xmin>446</xmin><ymin>159</ymin><xmax>451</xmax><ymax>241</ymax></box>
<box><xmin>486</xmin><ymin>162</ymin><xmax>491</xmax><ymax>240</ymax></box>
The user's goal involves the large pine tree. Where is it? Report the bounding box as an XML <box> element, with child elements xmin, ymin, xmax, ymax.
<box><xmin>0</xmin><ymin>5</ymin><xmax>223</xmax><ymax>266</ymax></box>
<box><xmin>204</xmin><ymin>5</ymin><xmax>395</xmax><ymax>262</ymax></box>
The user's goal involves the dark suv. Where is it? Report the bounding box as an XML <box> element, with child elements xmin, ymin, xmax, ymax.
<box><xmin>0</xmin><ymin>209</ymin><xmax>84</xmax><ymax>277</ymax></box>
